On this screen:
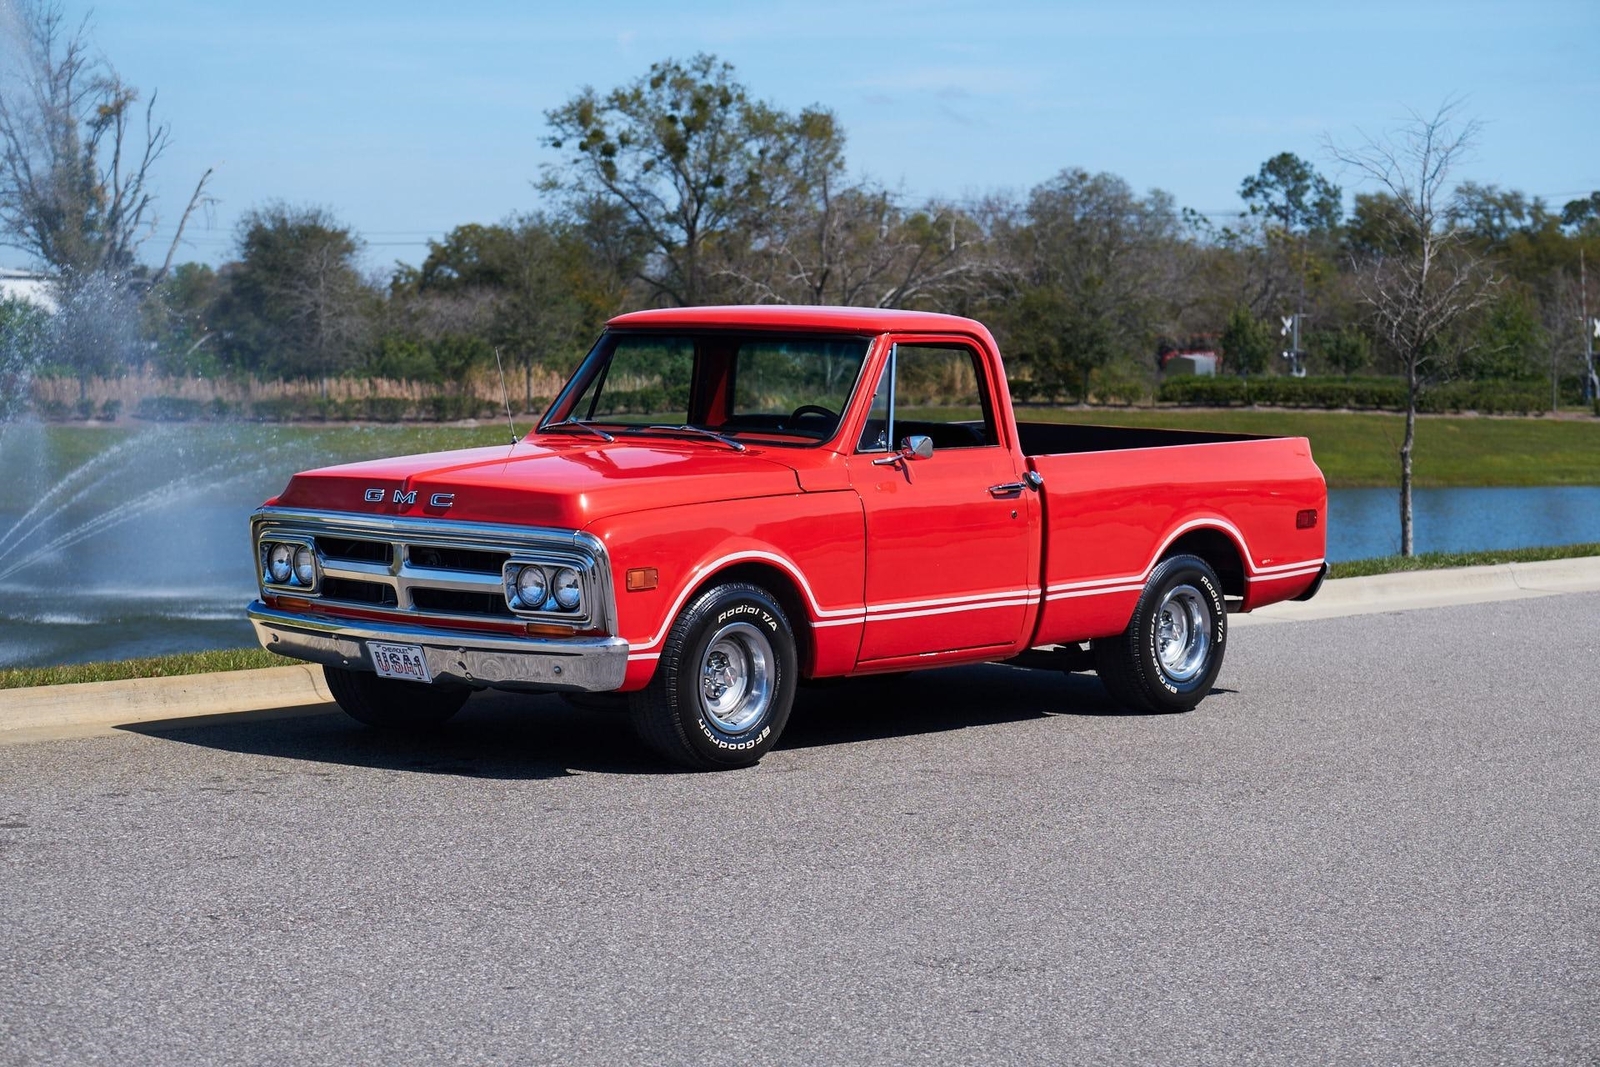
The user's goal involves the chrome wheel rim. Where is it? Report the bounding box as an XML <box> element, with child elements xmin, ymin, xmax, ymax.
<box><xmin>698</xmin><ymin>621</ymin><xmax>774</xmax><ymax>733</ymax></box>
<box><xmin>1155</xmin><ymin>584</ymin><xmax>1212</xmax><ymax>683</ymax></box>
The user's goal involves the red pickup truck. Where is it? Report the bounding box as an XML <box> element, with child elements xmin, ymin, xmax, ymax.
<box><xmin>249</xmin><ymin>306</ymin><xmax>1327</xmax><ymax>768</ymax></box>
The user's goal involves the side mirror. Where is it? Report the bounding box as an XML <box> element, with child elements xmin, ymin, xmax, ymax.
<box><xmin>872</xmin><ymin>434</ymin><xmax>934</xmax><ymax>466</ymax></box>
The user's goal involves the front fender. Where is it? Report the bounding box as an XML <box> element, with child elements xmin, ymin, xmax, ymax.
<box><xmin>587</xmin><ymin>492</ymin><xmax>866</xmax><ymax>690</ymax></box>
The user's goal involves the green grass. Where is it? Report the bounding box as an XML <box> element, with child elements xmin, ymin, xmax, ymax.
<box><xmin>1327</xmin><ymin>542</ymin><xmax>1600</xmax><ymax>579</ymax></box>
<box><xmin>14</xmin><ymin>409</ymin><xmax>1600</xmax><ymax>489</ymax></box>
<box><xmin>912</xmin><ymin>405</ymin><xmax>1600</xmax><ymax>488</ymax></box>
<box><xmin>0</xmin><ymin>647</ymin><xmax>282</xmax><ymax>690</ymax></box>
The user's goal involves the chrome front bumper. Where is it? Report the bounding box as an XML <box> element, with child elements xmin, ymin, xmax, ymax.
<box><xmin>248</xmin><ymin>602</ymin><xmax>629</xmax><ymax>693</ymax></box>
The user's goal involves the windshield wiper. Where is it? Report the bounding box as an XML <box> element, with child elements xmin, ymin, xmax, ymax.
<box><xmin>542</xmin><ymin>418</ymin><xmax>615</xmax><ymax>442</ymax></box>
<box><xmin>630</xmin><ymin>424</ymin><xmax>747</xmax><ymax>452</ymax></box>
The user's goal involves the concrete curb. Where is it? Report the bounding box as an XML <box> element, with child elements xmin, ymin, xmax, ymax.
<box><xmin>2</xmin><ymin>556</ymin><xmax>1597</xmax><ymax>740</ymax></box>
<box><xmin>0</xmin><ymin>664</ymin><xmax>333</xmax><ymax>736</ymax></box>
<box><xmin>1234</xmin><ymin>554</ymin><xmax>1600</xmax><ymax>627</ymax></box>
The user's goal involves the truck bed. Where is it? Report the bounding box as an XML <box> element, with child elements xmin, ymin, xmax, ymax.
<box><xmin>1016</xmin><ymin>421</ymin><xmax>1268</xmax><ymax>457</ymax></box>
<box><xmin>1020</xmin><ymin>426</ymin><xmax>1327</xmax><ymax>646</ymax></box>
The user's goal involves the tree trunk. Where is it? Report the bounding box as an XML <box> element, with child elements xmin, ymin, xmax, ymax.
<box><xmin>1400</xmin><ymin>367</ymin><xmax>1418</xmax><ymax>557</ymax></box>
<box><xmin>1550</xmin><ymin>341</ymin><xmax>1559</xmax><ymax>414</ymax></box>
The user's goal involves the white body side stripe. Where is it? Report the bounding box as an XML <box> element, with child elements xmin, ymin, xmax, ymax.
<box><xmin>623</xmin><ymin>520</ymin><xmax>1322</xmax><ymax>657</ymax></box>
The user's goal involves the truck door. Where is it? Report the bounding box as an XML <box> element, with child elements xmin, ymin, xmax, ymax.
<box><xmin>846</xmin><ymin>340</ymin><xmax>1036</xmax><ymax>663</ymax></box>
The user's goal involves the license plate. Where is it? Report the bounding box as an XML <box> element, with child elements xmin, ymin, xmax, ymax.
<box><xmin>369</xmin><ymin>642</ymin><xmax>432</xmax><ymax>683</ymax></box>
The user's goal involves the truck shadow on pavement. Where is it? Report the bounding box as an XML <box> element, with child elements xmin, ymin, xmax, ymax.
<box><xmin>120</xmin><ymin>664</ymin><xmax>1224</xmax><ymax>779</ymax></box>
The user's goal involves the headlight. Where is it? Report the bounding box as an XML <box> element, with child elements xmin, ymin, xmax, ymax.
<box><xmin>553</xmin><ymin>567</ymin><xmax>582</xmax><ymax>611</ymax></box>
<box><xmin>293</xmin><ymin>546</ymin><xmax>316</xmax><ymax>586</ymax></box>
<box><xmin>515</xmin><ymin>565</ymin><xmax>548</xmax><ymax>608</ymax></box>
<box><xmin>267</xmin><ymin>543</ymin><xmax>293</xmax><ymax>584</ymax></box>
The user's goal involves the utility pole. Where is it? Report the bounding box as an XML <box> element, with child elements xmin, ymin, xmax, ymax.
<box><xmin>1584</xmin><ymin>250</ymin><xmax>1598</xmax><ymax>406</ymax></box>
<box><xmin>1280</xmin><ymin>314</ymin><xmax>1307</xmax><ymax>377</ymax></box>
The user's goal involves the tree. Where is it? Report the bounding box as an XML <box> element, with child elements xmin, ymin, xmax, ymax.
<box><xmin>1309</xmin><ymin>326</ymin><xmax>1372</xmax><ymax>378</ymax></box>
<box><xmin>1449</xmin><ymin>182</ymin><xmax>1548</xmax><ymax>246</ymax></box>
<box><xmin>1237</xmin><ymin>153</ymin><xmax>1343</xmax><ymax>355</ymax></box>
<box><xmin>1343</xmin><ymin>192</ymin><xmax>1417</xmax><ymax>259</ymax></box>
<box><xmin>392</xmin><ymin>213</ymin><xmax>622</xmax><ymax>406</ymax></box>
<box><xmin>1328</xmin><ymin>102</ymin><xmax>1499</xmax><ymax>555</ymax></box>
<box><xmin>1240</xmin><ymin>152</ymin><xmax>1342</xmax><ymax>237</ymax></box>
<box><xmin>0</xmin><ymin>294</ymin><xmax>50</xmax><ymax>419</ymax></box>
<box><xmin>720</xmin><ymin>178</ymin><xmax>1001</xmax><ymax>310</ymax></box>
<box><xmin>542</xmin><ymin>54</ymin><xmax>844</xmax><ymax>306</ymax></box>
<box><xmin>210</xmin><ymin>204</ymin><xmax>376</xmax><ymax>378</ymax></box>
<box><xmin>0</xmin><ymin>1</ymin><xmax>212</xmax><ymax>282</ymax></box>
<box><xmin>1560</xmin><ymin>193</ymin><xmax>1600</xmax><ymax>237</ymax></box>
<box><xmin>1218</xmin><ymin>305</ymin><xmax>1273</xmax><ymax>378</ymax></box>
<box><xmin>1459</xmin><ymin>288</ymin><xmax>1542</xmax><ymax>381</ymax></box>
<box><xmin>144</xmin><ymin>262</ymin><xmax>222</xmax><ymax>376</ymax></box>
<box><xmin>999</xmin><ymin>170</ymin><xmax>1180</xmax><ymax>398</ymax></box>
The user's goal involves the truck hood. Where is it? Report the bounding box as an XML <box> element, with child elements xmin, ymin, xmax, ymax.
<box><xmin>272</xmin><ymin>438</ymin><xmax>803</xmax><ymax>528</ymax></box>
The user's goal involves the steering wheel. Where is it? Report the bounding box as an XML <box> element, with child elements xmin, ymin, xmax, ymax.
<box><xmin>788</xmin><ymin>404</ymin><xmax>839</xmax><ymax>429</ymax></box>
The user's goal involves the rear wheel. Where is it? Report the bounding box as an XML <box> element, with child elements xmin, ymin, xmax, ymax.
<box><xmin>323</xmin><ymin>666</ymin><xmax>470</xmax><ymax>731</ymax></box>
<box><xmin>1092</xmin><ymin>554</ymin><xmax>1228</xmax><ymax>713</ymax></box>
<box><xmin>630</xmin><ymin>582</ymin><xmax>798</xmax><ymax>770</ymax></box>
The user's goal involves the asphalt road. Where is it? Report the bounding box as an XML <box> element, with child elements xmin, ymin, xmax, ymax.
<box><xmin>2</xmin><ymin>593</ymin><xmax>1597</xmax><ymax>1066</ymax></box>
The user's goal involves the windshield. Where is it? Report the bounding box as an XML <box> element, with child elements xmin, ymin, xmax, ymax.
<box><xmin>544</xmin><ymin>331</ymin><xmax>874</xmax><ymax>446</ymax></box>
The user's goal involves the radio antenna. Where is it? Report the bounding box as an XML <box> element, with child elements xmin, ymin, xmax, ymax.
<box><xmin>493</xmin><ymin>347</ymin><xmax>519</xmax><ymax>444</ymax></box>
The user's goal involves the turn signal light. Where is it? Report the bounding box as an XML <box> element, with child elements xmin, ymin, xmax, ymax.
<box><xmin>525</xmin><ymin>623</ymin><xmax>607</xmax><ymax>638</ymax></box>
<box><xmin>1296</xmin><ymin>509</ymin><xmax>1319</xmax><ymax>529</ymax></box>
<box><xmin>626</xmin><ymin>567</ymin><xmax>659</xmax><ymax>591</ymax></box>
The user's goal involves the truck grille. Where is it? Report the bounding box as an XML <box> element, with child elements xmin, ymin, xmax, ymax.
<box><xmin>318</xmin><ymin>537</ymin><xmax>393</xmax><ymax>566</ymax></box>
<box><xmin>252</xmin><ymin>510</ymin><xmax>612</xmax><ymax>632</ymax></box>
<box><xmin>320</xmin><ymin>577</ymin><xmax>399</xmax><ymax>607</ymax></box>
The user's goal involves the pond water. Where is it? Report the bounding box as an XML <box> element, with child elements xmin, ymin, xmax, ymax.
<box><xmin>2</xmin><ymin>424</ymin><xmax>1596</xmax><ymax>669</ymax></box>
<box><xmin>1327</xmin><ymin>486</ymin><xmax>1600</xmax><ymax>561</ymax></box>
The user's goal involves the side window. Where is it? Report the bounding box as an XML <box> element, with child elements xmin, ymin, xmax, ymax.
<box><xmin>887</xmin><ymin>344</ymin><xmax>998</xmax><ymax>450</ymax></box>
<box><xmin>856</xmin><ymin>359</ymin><xmax>891</xmax><ymax>452</ymax></box>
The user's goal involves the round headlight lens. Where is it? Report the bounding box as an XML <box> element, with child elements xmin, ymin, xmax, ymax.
<box><xmin>293</xmin><ymin>546</ymin><xmax>316</xmax><ymax>586</ymax></box>
<box><xmin>267</xmin><ymin>543</ymin><xmax>293</xmax><ymax>584</ymax></box>
<box><xmin>515</xmin><ymin>565</ymin><xmax>548</xmax><ymax>608</ymax></box>
<box><xmin>553</xmin><ymin>567</ymin><xmax>582</xmax><ymax>611</ymax></box>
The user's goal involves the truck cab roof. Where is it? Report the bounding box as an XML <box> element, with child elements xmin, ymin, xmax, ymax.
<box><xmin>606</xmin><ymin>304</ymin><xmax>991</xmax><ymax>336</ymax></box>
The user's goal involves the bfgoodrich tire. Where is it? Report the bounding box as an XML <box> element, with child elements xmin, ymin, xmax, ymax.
<box><xmin>630</xmin><ymin>582</ymin><xmax>798</xmax><ymax>770</ymax></box>
<box><xmin>1092</xmin><ymin>553</ymin><xmax>1228</xmax><ymax>713</ymax></box>
<box><xmin>323</xmin><ymin>666</ymin><xmax>471</xmax><ymax>730</ymax></box>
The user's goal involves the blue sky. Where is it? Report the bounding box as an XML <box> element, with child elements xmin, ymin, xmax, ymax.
<box><xmin>2</xmin><ymin>0</ymin><xmax>1596</xmax><ymax>272</ymax></box>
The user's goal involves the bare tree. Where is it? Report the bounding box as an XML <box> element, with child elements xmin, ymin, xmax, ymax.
<box><xmin>0</xmin><ymin>1</ymin><xmax>212</xmax><ymax>282</ymax></box>
<box><xmin>1327</xmin><ymin>103</ymin><xmax>1498</xmax><ymax>555</ymax></box>
<box><xmin>718</xmin><ymin>176</ymin><xmax>1007</xmax><ymax>310</ymax></box>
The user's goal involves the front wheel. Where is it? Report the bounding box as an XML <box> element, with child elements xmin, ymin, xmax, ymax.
<box><xmin>1092</xmin><ymin>554</ymin><xmax>1228</xmax><ymax>713</ymax></box>
<box><xmin>630</xmin><ymin>582</ymin><xmax>798</xmax><ymax>770</ymax></box>
<box><xmin>323</xmin><ymin>666</ymin><xmax>471</xmax><ymax>731</ymax></box>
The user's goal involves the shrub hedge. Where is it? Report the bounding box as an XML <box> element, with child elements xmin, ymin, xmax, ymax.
<box><xmin>135</xmin><ymin>396</ymin><xmax>206</xmax><ymax>421</ymax></box>
<box><xmin>1157</xmin><ymin>375</ymin><xmax>1550</xmax><ymax>415</ymax></box>
<box><xmin>243</xmin><ymin>394</ymin><xmax>500</xmax><ymax>422</ymax></box>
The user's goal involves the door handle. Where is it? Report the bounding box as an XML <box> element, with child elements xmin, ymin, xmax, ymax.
<box><xmin>988</xmin><ymin>471</ymin><xmax>1043</xmax><ymax>497</ymax></box>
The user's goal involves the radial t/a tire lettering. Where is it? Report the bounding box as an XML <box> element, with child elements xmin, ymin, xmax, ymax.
<box><xmin>324</xmin><ymin>666</ymin><xmax>470</xmax><ymax>730</ymax></box>
<box><xmin>630</xmin><ymin>582</ymin><xmax>798</xmax><ymax>770</ymax></box>
<box><xmin>1091</xmin><ymin>554</ymin><xmax>1228</xmax><ymax>713</ymax></box>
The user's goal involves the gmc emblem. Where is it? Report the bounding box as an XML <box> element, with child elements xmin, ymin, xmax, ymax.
<box><xmin>364</xmin><ymin>487</ymin><xmax>417</xmax><ymax>505</ymax></box>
